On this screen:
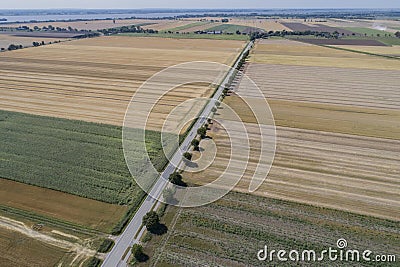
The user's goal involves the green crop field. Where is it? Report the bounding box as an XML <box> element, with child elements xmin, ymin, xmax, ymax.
<box><xmin>141</xmin><ymin>192</ymin><xmax>399</xmax><ymax>266</ymax></box>
<box><xmin>0</xmin><ymin>110</ymin><xmax>167</xmax><ymax>205</ymax></box>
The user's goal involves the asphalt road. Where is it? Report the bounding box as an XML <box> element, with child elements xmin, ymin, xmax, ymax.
<box><xmin>102</xmin><ymin>40</ymin><xmax>253</xmax><ymax>267</ymax></box>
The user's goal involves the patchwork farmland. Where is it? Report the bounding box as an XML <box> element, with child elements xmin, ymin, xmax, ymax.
<box><xmin>1</xmin><ymin>8</ymin><xmax>399</xmax><ymax>266</ymax></box>
<box><xmin>229</xmin><ymin>18</ymin><xmax>291</xmax><ymax>32</ymax></box>
<box><xmin>136</xmin><ymin>36</ymin><xmax>400</xmax><ymax>267</ymax></box>
<box><xmin>0</xmin><ymin>36</ymin><xmax>245</xmax><ymax>127</ymax></box>
<box><xmin>281</xmin><ymin>22</ymin><xmax>355</xmax><ymax>35</ymax></box>
<box><xmin>184</xmin><ymin>39</ymin><xmax>400</xmax><ymax>221</ymax></box>
<box><xmin>142</xmin><ymin>193</ymin><xmax>399</xmax><ymax>266</ymax></box>
<box><xmin>0</xmin><ymin>227</ymin><xmax>69</xmax><ymax>266</ymax></box>
<box><xmin>0</xmin><ymin>36</ymin><xmax>246</xmax><ymax>265</ymax></box>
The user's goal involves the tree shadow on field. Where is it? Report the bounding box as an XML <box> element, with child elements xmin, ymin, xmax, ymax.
<box><xmin>184</xmin><ymin>160</ymin><xmax>198</xmax><ymax>168</ymax></box>
<box><xmin>148</xmin><ymin>223</ymin><xmax>168</xmax><ymax>235</ymax></box>
<box><xmin>136</xmin><ymin>253</ymin><xmax>149</xmax><ymax>263</ymax></box>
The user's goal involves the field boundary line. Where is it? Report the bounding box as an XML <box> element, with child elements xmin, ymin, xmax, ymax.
<box><xmin>321</xmin><ymin>44</ymin><xmax>400</xmax><ymax>60</ymax></box>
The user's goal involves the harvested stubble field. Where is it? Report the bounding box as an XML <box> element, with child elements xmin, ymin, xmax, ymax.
<box><xmin>0</xmin><ymin>227</ymin><xmax>68</xmax><ymax>267</ymax></box>
<box><xmin>0</xmin><ymin>36</ymin><xmax>245</xmax><ymax>128</ymax></box>
<box><xmin>0</xmin><ymin>36</ymin><xmax>246</xmax><ymax>262</ymax></box>
<box><xmin>245</xmin><ymin>64</ymin><xmax>400</xmax><ymax>110</ymax></box>
<box><xmin>0</xmin><ymin>34</ymin><xmax>67</xmax><ymax>49</ymax></box>
<box><xmin>229</xmin><ymin>18</ymin><xmax>291</xmax><ymax>32</ymax></box>
<box><xmin>249</xmin><ymin>39</ymin><xmax>400</xmax><ymax>70</ymax></box>
<box><xmin>165</xmin><ymin>21</ymin><xmax>213</xmax><ymax>32</ymax></box>
<box><xmin>292</xmin><ymin>37</ymin><xmax>386</xmax><ymax>46</ymax></box>
<box><xmin>225</xmin><ymin>97</ymin><xmax>400</xmax><ymax>140</ymax></box>
<box><xmin>2</xmin><ymin>18</ymin><xmax>159</xmax><ymax>31</ymax></box>
<box><xmin>332</xmin><ymin>45</ymin><xmax>400</xmax><ymax>58</ymax></box>
<box><xmin>142</xmin><ymin>20</ymin><xmax>196</xmax><ymax>31</ymax></box>
<box><xmin>120</xmin><ymin>32</ymin><xmax>250</xmax><ymax>41</ymax></box>
<box><xmin>187</xmin><ymin>120</ymin><xmax>400</xmax><ymax>221</ymax></box>
<box><xmin>184</xmin><ymin>38</ymin><xmax>400</xmax><ymax>221</ymax></box>
<box><xmin>142</xmin><ymin>193</ymin><xmax>399</xmax><ymax>267</ymax></box>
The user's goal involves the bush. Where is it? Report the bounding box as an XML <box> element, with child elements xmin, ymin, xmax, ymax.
<box><xmin>197</xmin><ymin>127</ymin><xmax>207</xmax><ymax>139</ymax></box>
<box><xmin>168</xmin><ymin>172</ymin><xmax>186</xmax><ymax>187</ymax></box>
<box><xmin>97</xmin><ymin>238</ymin><xmax>114</xmax><ymax>253</ymax></box>
<box><xmin>131</xmin><ymin>244</ymin><xmax>148</xmax><ymax>262</ymax></box>
<box><xmin>142</xmin><ymin>211</ymin><xmax>160</xmax><ymax>230</ymax></box>
<box><xmin>141</xmin><ymin>232</ymin><xmax>153</xmax><ymax>243</ymax></box>
<box><xmin>8</xmin><ymin>44</ymin><xmax>22</xmax><ymax>51</ymax></box>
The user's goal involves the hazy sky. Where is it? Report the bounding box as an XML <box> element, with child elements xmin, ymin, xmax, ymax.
<box><xmin>2</xmin><ymin>0</ymin><xmax>399</xmax><ymax>9</ymax></box>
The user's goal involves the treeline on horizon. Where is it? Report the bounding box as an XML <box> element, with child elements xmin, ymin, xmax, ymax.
<box><xmin>1</xmin><ymin>9</ymin><xmax>399</xmax><ymax>25</ymax></box>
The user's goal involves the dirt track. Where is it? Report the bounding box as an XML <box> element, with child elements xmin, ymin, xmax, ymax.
<box><xmin>0</xmin><ymin>216</ymin><xmax>97</xmax><ymax>266</ymax></box>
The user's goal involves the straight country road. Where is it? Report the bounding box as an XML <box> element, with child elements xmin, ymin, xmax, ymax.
<box><xmin>102</xmin><ymin>40</ymin><xmax>253</xmax><ymax>267</ymax></box>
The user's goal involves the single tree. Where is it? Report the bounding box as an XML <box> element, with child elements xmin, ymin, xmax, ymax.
<box><xmin>395</xmin><ymin>31</ymin><xmax>400</xmax><ymax>38</ymax></box>
<box><xmin>142</xmin><ymin>211</ymin><xmax>160</xmax><ymax>230</ymax></box>
<box><xmin>183</xmin><ymin>152</ymin><xmax>192</xmax><ymax>161</ymax></box>
<box><xmin>191</xmin><ymin>139</ymin><xmax>200</xmax><ymax>146</ymax></box>
<box><xmin>197</xmin><ymin>127</ymin><xmax>207</xmax><ymax>139</ymax></box>
<box><xmin>8</xmin><ymin>44</ymin><xmax>19</xmax><ymax>51</ymax></box>
<box><xmin>131</xmin><ymin>244</ymin><xmax>148</xmax><ymax>262</ymax></box>
<box><xmin>169</xmin><ymin>172</ymin><xmax>186</xmax><ymax>186</ymax></box>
